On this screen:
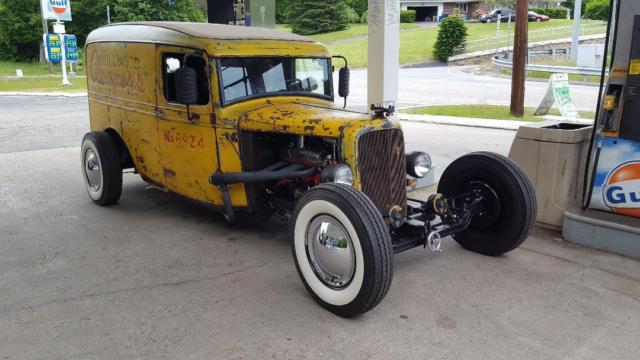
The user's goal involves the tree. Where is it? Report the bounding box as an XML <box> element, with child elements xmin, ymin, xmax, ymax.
<box><xmin>0</xmin><ymin>0</ymin><xmax>43</xmax><ymax>61</ymax></box>
<box><xmin>275</xmin><ymin>0</ymin><xmax>289</xmax><ymax>24</ymax></box>
<box><xmin>433</xmin><ymin>16</ymin><xmax>468</xmax><ymax>62</ymax></box>
<box><xmin>345</xmin><ymin>0</ymin><xmax>367</xmax><ymax>16</ymax></box>
<box><xmin>585</xmin><ymin>0</ymin><xmax>609</xmax><ymax>21</ymax></box>
<box><xmin>0</xmin><ymin>0</ymin><xmax>206</xmax><ymax>61</ymax></box>
<box><xmin>288</xmin><ymin>0</ymin><xmax>349</xmax><ymax>35</ymax></box>
<box><xmin>112</xmin><ymin>0</ymin><xmax>205</xmax><ymax>23</ymax></box>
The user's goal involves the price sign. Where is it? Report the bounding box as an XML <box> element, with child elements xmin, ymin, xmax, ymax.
<box><xmin>44</xmin><ymin>33</ymin><xmax>63</xmax><ymax>63</ymax></box>
<box><xmin>64</xmin><ymin>34</ymin><xmax>78</xmax><ymax>63</ymax></box>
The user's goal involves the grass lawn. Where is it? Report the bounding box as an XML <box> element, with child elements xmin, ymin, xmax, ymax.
<box><xmin>401</xmin><ymin>104</ymin><xmax>596</xmax><ymax>122</ymax></box>
<box><xmin>329</xmin><ymin>19</ymin><xmax>598</xmax><ymax>68</ymax></box>
<box><xmin>499</xmin><ymin>68</ymin><xmax>603</xmax><ymax>83</ymax></box>
<box><xmin>1</xmin><ymin>60</ymin><xmax>84</xmax><ymax>77</ymax></box>
<box><xmin>0</xmin><ymin>76</ymin><xmax>87</xmax><ymax>92</ymax></box>
<box><xmin>276</xmin><ymin>23</ymin><xmax>420</xmax><ymax>44</ymax></box>
<box><xmin>0</xmin><ymin>61</ymin><xmax>63</xmax><ymax>76</ymax></box>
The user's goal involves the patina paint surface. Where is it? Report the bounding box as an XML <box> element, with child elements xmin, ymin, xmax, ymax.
<box><xmin>86</xmin><ymin>30</ymin><xmax>401</xmax><ymax>209</ymax></box>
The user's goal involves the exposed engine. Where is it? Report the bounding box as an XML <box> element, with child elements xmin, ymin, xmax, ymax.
<box><xmin>225</xmin><ymin>132</ymin><xmax>347</xmax><ymax>213</ymax></box>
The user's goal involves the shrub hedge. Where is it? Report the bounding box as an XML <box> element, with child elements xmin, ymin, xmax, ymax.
<box><xmin>400</xmin><ymin>10</ymin><xmax>416</xmax><ymax>23</ymax></box>
<box><xmin>529</xmin><ymin>7</ymin><xmax>568</xmax><ymax>19</ymax></box>
<box><xmin>433</xmin><ymin>16</ymin><xmax>468</xmax><ymax>62</ymax></box>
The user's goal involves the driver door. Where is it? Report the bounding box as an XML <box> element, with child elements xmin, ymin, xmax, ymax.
<box><xmin>155</xmin><ymin>45</ymin><xmax>220</xmax><ymax>204</ymax></box>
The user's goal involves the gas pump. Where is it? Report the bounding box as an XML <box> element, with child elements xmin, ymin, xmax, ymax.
<box><xmin>564</xmin><ymin>0</ymin><xmax>640</xmax><ymax>258</ymax></box>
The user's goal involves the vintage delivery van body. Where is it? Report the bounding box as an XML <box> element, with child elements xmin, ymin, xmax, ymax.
<box><xmin>82</xmin><ymin>22</ymin><xmax>536</xmax><ymax>317</ymax></box>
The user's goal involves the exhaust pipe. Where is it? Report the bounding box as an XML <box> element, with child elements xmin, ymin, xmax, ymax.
<box><xmin>209</xmin><ymin>162</ymin><xmax>316</xmax><ymax>185</ymax></box>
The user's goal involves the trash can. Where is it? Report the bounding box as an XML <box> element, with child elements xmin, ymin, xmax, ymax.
<box><xmin>508</xmin><ymin>121</ymin><xmax>593</xmax><ymax>229</ymax></box>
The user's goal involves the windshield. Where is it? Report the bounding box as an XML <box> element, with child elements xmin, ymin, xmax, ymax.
<box><xmin>217</xmin><ymin>57</ymin><xmax>332</xmax><ymax>105</ymax></box>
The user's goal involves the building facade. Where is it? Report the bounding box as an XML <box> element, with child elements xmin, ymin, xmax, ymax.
<box><xmin>400</xmin><ymin>0</ymin><xmax>489</xmax><ymax>21</ymax></box>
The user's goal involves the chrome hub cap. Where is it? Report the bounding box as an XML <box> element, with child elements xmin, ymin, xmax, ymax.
<box><xmin>84</xmin><ymin>149</ymin><xmax>102</xmax><ymax>191</ymax></box>
<box><xmin>305</xmin><ymin>215</ymin><xmax>355</xmax><ymax>289</ymax></box>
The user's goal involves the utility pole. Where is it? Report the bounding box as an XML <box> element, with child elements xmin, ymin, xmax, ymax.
<box><xmin>39</xmin><ymin>1</ymin><xmax>53</xmax><ymax>74</ymax></box>
<box><xmin>510</xmin><ymin>0</ymin><xmax>528</xmax><ymax>117</ymax></box>
<box><xmin>571</xmin><ymin>0</ymin><xmax>583</xmax><ymax>61</ymax></box>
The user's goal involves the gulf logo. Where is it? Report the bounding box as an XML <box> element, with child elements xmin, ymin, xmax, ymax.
<box><xmin>49</xmin><ymin>0</ymin><xmax>69</xmax><ymax>15</ymax></box>
<box><xmin>603</xmin><ymin>161</ymin><xmax>640</xmax><ymax>217</ymax></box>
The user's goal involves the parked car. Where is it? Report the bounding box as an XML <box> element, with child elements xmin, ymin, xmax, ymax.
<box><xmin>82</xmin><ymin>22</ymin><xmax>536</xmax><ymax>318</ymax></box>
<box><xmin>479</xmin><ymin>9</ymin><xmax>516</xmax><ymax>23</ymax></box>
<box><xmin>528</xmin><ymin>11</ymin><xmax>550</xmax><ymax>22</ymax></box>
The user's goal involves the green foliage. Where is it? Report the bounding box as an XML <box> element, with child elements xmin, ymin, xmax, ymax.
<box><xmin>585</xmin><ymin>0</ymin><xmax>609</xmax><ymax>21</ymax></box>
<box><xmin>289</xmin><ymin>0</ymin><xmax>350</xmax><ymax>35</ymax></box>
<box><xmin>0</xmin><ymin>0</ymin><xmax>205</xmax><ymax>61</ymax></box>
<box><xmin>433</xmin><ymin>16</ymin><xmax>467</xmax><ymax>62</ymax></box>
<box><xmin>483</xmin><ymin>0</ymin><xmax>515</xmax><ymax>7</ymax></box>
<box><xmin>345</xmin><ymin>7</ymin><xmax>360</xmax><ymax>24</ymax></box>
<box><xmin>344</xmin><ymin>0</ymin><xmax>367</xmax><ymax>16</ymax></box>
<box><xmin>529</xmin><ymin>7</ymin><xmax>568</xmax><ymax>19</ymax></box>
<box><xmin>275</xmin><ymin>0</ymin><xmax>290</xmax><ymax>24</ymax></box>
<box><xmin>400</xmin><ymin>10</ymin><xmax>416</xmax><ymax>23</ymax></box>
<box><xmin>561</xmin><ymin>0</ymin><xmax>587</xmax><ymax>18</ymax></box>
<box><xmin>0</xmin><ymin>0</ymin><xmax>43</xmax><ymax>61</ymax></box>
<box><xmin>360</xmin><ymin>10</ymin><xmax>368</xmax><ymax>24</ymax></box>
<box><xmin>112</xmin><ymin>0</ymin><xmax>205</xmax><ymax>22</ymax></box>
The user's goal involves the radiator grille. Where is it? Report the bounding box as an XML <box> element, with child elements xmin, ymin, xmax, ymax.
<box><xmin>357</xmin><ymin>129</ymin><xmax>406</xmax><ymax>213</ymax></box>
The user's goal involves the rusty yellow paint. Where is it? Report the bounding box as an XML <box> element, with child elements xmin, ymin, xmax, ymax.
<box><xmin>86</xmin><ymin>24</ymin><xmax>400</xmax><ymax>209</ymax></box>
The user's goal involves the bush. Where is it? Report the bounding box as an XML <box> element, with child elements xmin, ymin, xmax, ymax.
<box><xmin>345</xmin><ymin>7</ymin><xmax>360</xmax><ymax>24</ymax></box>
<box><xmin>585</xmin><ymin>0</ymin><xmax>609</xmax><ymax>21</ymax></box>
<box><xmin>529</xmin><ymin>7</ymin><xmax>568</xmax><ymax>19</ymax></box>
<box><xmin>275</xmin><ymin>0</ymin><xmax>290</xmax><ymax>24</ymax></box>
<box><xmin>345</xmin><ymin>0</ymin><xmax>367</xmax><ymax>17</ymax></box>
<box><xmin>360</xmin><ymin>10</ymin><xmax>368</xmax><ymax>24</ymax></box>
<box><xmin>433</xmin><ymin>16</ymin><xmax>468</xmax><ymax>62</ymax></box>
<box><xmin>400</xmin><ymin>10</ymin><xmax>416</xmax><ymax>23</ymax></box>
<box><xmin>289</xmin><ymin>0</ymin><xmax>350</xmax><ymax>35</ymax></box>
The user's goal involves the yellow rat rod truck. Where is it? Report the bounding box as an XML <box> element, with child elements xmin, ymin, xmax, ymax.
<box><xmin>82</xmin><ymin>22</ymin><xmax>536</xmax><ymax>317</ymax></box>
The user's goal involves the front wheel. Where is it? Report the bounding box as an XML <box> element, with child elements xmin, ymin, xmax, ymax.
<box><xmin>438</xmin><ymin>152</ymin><xmax>536</xmax><ymax>256</ymax></box>
<box><xmin>291</xmin><ymin>184</ymin><xmax>393</xmax><ymax>318</ymax></box>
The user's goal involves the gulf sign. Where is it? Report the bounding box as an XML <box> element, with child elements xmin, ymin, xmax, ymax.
<box><xmin>41</xmin><ymin>0</ymin><xmax>72</xmax><ymax>21</ymax></box>
<box><xmin>589</xmin><ymin>136</ymin><xmax>640</xmax><ymax>218</ymax></box>
<box><xmin>603</xmin><ymin>161</ymin><xmax>640</xmax><ymax>217</ymax></box>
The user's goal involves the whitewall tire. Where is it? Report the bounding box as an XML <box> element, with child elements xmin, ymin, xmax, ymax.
<box><xmin>291</xmin><ymin>183</ymin><xmax>393</xmax><ymax>317</ymax></box>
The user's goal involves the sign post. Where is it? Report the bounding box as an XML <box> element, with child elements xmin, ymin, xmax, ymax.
<box><xmin>40</xmin><ymin>0</ymin><xmax>72</xmax><ymax>86</ymax></box>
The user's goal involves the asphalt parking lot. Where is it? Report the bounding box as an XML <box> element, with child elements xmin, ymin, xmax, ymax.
<box><xmin>1</xmin><ymin>97</ymin><xmax>640</xmax><ymax>359</ymax></box>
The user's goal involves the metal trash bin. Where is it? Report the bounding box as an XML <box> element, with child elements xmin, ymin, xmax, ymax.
<box><xmin>509</xmin><ymin>121</ymin><xmax>593</xmax><ymax>229</ymax></box>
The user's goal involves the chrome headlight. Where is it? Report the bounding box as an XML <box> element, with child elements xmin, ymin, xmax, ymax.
<box><xmin>406</xmin><ymin>152</ymin><xmax>432</xmax><ymax>178</ymax></box>
<box><xmin>320</xmin><ymin>164</ymin><xmax>354</xmax><ymax>185</ymax></box>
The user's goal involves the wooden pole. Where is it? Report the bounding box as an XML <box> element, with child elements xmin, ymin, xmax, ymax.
<box><xmin>510</xmin><ymin>0</ymin><xmax>529</xmax><ymax>117</ymax></box>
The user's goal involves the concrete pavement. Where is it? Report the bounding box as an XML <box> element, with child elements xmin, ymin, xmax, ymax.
<box><xmin>1</xmin><ymin>146</ymin><xmax>640</xmax><ymax>359</ymax></box>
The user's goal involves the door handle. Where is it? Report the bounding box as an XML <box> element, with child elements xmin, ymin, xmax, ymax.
<box><xmin>155</xmin><ymin>109</ymin><xmax>166</xmax><ymax>119</ymax></box>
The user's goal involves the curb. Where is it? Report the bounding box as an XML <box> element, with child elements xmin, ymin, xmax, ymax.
<box><xmin>0</xmin><ymin>91</ymin><xmax>87</xmax><ymax>97</ymax></box>
<box><xmin>398</xmin><ymin>113</ymin><xmax>594</xmax><ymax>131</ymax></box>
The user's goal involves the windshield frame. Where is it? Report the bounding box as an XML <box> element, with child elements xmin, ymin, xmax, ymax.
<box><xmin>214</xmin><ymin>56</ymin><xmax>334</xmax><ymax>107</ymax></box>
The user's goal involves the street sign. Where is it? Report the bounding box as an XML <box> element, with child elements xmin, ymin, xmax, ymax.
<box><xmin>41</xmin><ymin>0</ymin><xmax>72</xmax><ymax>21</ymax></box>
<box><xmin>44</xmin><ymin>33</ymin><xmax>63</xmax><ymax>63</ymax></box>
<box><xmin>64</xmin><ymin>34</ymin><xmax>78</xmax><ymax>63</ymax></box>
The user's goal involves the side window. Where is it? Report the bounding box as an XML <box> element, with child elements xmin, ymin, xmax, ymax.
<box><xmin>295</xmin><ymin>58</ymin><xmax>328</xmax><ymax>95</ymax></box>
<box><xmin>162</xmin><ymin>53</ymin><xmax>209</xmax><ymax>105</ymax></box>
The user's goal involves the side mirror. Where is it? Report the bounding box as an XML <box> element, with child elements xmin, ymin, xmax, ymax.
<box><xmin>338</xmin><ymin>67</ymin><xmax>350</xmax><ymax>99</ymax></box>
<box><xmin>174</xmin><ymin>66</ymin><xmax>199</xmax><ymax>105</ymax></box>
<box><xmin>333</xmin><ymin>56</ymin><xmax>350</xmax><ymax>109</ymax></box>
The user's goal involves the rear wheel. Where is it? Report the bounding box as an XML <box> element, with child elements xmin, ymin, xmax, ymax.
<box><xmin>81</xmin><ymin>132</ymin><xmax>122</xmax><ymax>206</ymax></box>
<box><xmin>291</xmin><ymin>183</ymin><xmax>393</xmax><ymax>318</ymax></box>
<box><xmin>438</xmin><ymin>152</ymin><xmax>536</xmax><ymax>256</ymax></box>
